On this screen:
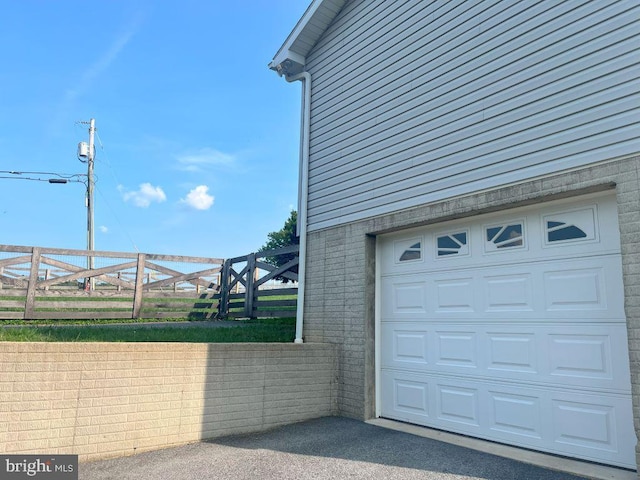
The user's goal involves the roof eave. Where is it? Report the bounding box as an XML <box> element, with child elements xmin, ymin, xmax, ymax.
<box><xmin>269</xmin><ymin>51</ymin><xmax>307</xmax><ymax>77</ymax></box>
<box><xmin>269</xmin><ymin>0</ymin><xmax>347</xmax><ymax>77</ymax></box>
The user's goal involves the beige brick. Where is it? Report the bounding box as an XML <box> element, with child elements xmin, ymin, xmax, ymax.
<box><xmin>13</xmin><ymin>400</ymin><xmax>51</xmax><ymax>411</ymax></box>
<box><xmin>136</xmin><ymin>401</ymin><xmax>168</xmax><ymax>413</ymax></box>
<box><xmin>135</xmin><ymin>385</ymin><xmax>165</xmax><ymax>395</ymax></box>
<box><xmin>49</xmin><ymin>418</ymin><xmax>77</xmax><ymax>429</ymax></box>
<box><xmin>90</xmin><ymin>413</ymin><xmax>129</xmax><ymax>426</ymax></box>
<box><xmin>19</xmin><ymin>409</ymin><xmax>61</xmax><ymax>421</ymax></box>
<box><xmin>47</xmin><ymin>436</ymin><xmax>75</xmax><ymax>449</ymax></box>
<box><xmin>94</xmin><ymin>377</ymin><xmax>132</xmax><ymax>389</ymax></box>
<box><xmin>88</xmin><ymin>431</ymin><xmax>127</xmax><ymax>445</ymax></box>
<box><xmin>17</xmin><ymin>428</ymin><xmax>56</xmax><ymax>441</ymax></box>
<box><xmin>92</xmin><ymin>395</ymin><xmax>130</xmax><ymax>407</ymax></box>
<box><xmin>71</xmin><ymin>443</ymin><xmax>99</xmax><ymax>456</ymax></box>
<box><xmin>75</xmin><ymin>425</ymin><xmax>101</xmax><ymax>437</ymax></box>
<box><xmin>76</xmin><ymin>406</ymin><xmax>102</xmax><ymax>418</ymax></box>
<box><xmin>100</xmin><ymin>404</ymin><xmax>138</xmax><ymax>416</ymax></box>
<box><xmin>4</xmin><ymin>439</ymin><xmax>50</xmax><ymax>453</ymax></box>
<box><xmin>78</xmin><ymin>369</ymin><xmax>107</xmax><ymax>380</ymax></box>
<box><xmin>126</xmin><ymin>411</ymin><xmax>163</xmax><ymax>423</ymax></box>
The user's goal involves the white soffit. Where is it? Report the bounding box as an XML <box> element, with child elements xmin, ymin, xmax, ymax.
<box><xmin>269</xmin><ymin>0</ymin><xmax>347</xmax><ymax>76</ymax></box>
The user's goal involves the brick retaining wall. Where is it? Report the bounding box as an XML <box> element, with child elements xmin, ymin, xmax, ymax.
<box><xmin>0</xmin><ymin>342</ymin><xmax>337</xmax><ymax>461</ymax></box>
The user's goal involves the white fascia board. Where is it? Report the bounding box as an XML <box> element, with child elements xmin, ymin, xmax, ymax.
<box><xmin>269</xmin><ymin>0</ymin><xmax>345</xmax><ymax>76</ymax></box>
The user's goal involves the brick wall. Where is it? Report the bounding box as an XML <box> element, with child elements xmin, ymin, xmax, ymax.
<box><xmin>302</xmin><ymin>155</ymin><xmax>640</xmax><ymax>469</ymax></box>
<box><xmin>0</xmin><ymin>342</ymin><xmax>337</xmax><ymax>461</ymax></box>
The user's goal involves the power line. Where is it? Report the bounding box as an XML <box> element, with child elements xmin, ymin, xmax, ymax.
<box><xmin>0</xmin><ymin>170</ymin><xmax>87</xmax><ymax>184</ymax></box>
<box><xmin>94</xmin><ymin>182</ymin><xmax>140</xmax><ymax>253</ymax></box>
<box><xmin>93</xmin><ymin>130</ymin><xmax>140</xmax><ymax>253</ymax></box>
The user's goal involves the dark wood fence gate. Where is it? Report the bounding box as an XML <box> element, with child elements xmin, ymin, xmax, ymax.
<box><xmin>219</xmin><ymin>244</ymin><xmax>299</xmax><ymax>319</ymax></box>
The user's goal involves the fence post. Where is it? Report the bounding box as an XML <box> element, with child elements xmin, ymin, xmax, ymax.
<box><xmin>132</xmin><ymin>253</ymin><xmax>146</xmax><ymax>319</ymax></box>
<box><xmin>219</xmin><ymin>258</ymin><xmax>231</xmax><ymax>319</ymax></box>
<box><xmin>24</xmin><ymin>247</ymin><xmax>41</xmax><ymax>320</ymax></box>
<box><xmin>244</xmin><ymin>253</ymin><xmax>256</xmax><ymax>318</ymax></box>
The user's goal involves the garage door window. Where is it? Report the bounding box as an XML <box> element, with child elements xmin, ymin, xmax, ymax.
<box><xmin>546</xmin><ymin>222</ymin><xmax>587</xmax><ymax>242</ymax></box>
<box><xmin>436</xmin><ymin>231</ymin><xmax>468</xmax><ymax>257</ymax></box>
<box><xmin>543</xmin><ymin>206</ymin><xmax>597</xmax><ymax>245</ymax></box>
<box><xmin>399</xmin><ymin>242</ymin><xmax>422</xmax><ymax>262</ymax></box>
<box><xmin>485</xmin><ymin>222</ymin><xmax>524</xmax><ymax>251</ymax></box>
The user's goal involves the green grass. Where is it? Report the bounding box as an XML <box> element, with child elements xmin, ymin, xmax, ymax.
<box><xmin>0</xmin><ymin>318</ymin><xmax>296</xmax><ymax>343</ymax></box>
<box><xmin>0</xmin><ymin>317</ymin><xmax>200</xmax><ymax>326</ymax></box>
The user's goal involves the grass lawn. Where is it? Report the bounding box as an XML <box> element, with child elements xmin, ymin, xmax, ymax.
<box><xmin>0</xmin><ymin>318</ymin><xmax>295</xmax><ymax>343</ymax></box>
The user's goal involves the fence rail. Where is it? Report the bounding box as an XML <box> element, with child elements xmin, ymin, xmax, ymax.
<box><xmin>0</xmin><ymin>244</ymin><xmax>298</xmax><ymax>321</ymax></box>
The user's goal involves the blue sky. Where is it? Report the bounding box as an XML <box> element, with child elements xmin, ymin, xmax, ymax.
<box><xmin>0</xmin><ymin>1</ymin><xmax>308</xmax><ymax>259</ymax></box>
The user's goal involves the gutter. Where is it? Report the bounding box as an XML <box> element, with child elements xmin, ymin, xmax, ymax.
<box><xmin>285</xmin><ymin>71</ymin><xmax>311</xmax><ymax>344</ymax></box>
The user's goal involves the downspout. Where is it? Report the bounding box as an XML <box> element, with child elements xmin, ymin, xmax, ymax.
<box><xmin>286</xmin><ymin>71</ymin><xmax>311</xmax><ymax>344</ymax></box>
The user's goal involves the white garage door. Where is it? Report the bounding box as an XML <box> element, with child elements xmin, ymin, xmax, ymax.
<box><xmin>378</xmin><ymin>194</ymin><xmax>636</xmax><ymax>468</ymax></box>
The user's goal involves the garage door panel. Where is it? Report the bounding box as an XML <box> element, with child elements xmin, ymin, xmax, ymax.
<box><xmin>484</xmin><ymin>273</ymin><xmax>534</xmax><ymax>312</ymax></box>
<box><xmin>487</xmin><ymin>332</ymin><xmax>538</xmax><ymax>374</ymax></box>
<box><xmin>488</xmin><ymin>390</ymin><xmax>544</xmax><ymax>440</ymax></box>
<box><xmin>380</xmin><ymin>324</ymin><xmax>430</xmax><ymax>369</ymax></box>
<box><xmin>436</xmin><ymin>383</ymin><xmax>480</xmax><ymax>427</ymax></box>
<box><xmin>436</xmin><ymin>331</ymin><xmax>478</xmax><ymax>368</ymax></box>
<box><xmin>382</xmin><ymin>323</ymin><xmax>629</xmax><ymax>390</ymax></box>
<box><xmin>550</xmin><ymin>391</ymin><xmax>636</xmax><ymax>466</ymax></box>
<box><xmin>548</xmin><ymin>333</ymin><xmax>618</xmax><ymax>383</ymax></box>
<box><xmin>383</xmin><ymin>260</ymin><xmax>624</xmax><ymax>322</ymax></box>
<box><xmin>552</xmin><ymin>399</ymin><xmax>616</xmax><ymax>452</ymax></box>
<box><xmin>381</xmin><ymin>370</ymin><xmax>635</xmax><ymax>467</ymax></box>
<box><xmin>543</xmin><ymin>265</ymin><xmax>610</xmax><ymax>313</ymax></box>
<box><xmin>380</xmin><ymin>371</ymin><xmax>431</xmax><ymax>424</ymax></box>
<box><xmin>546</xmin><ymin>325</ymin><xmax>631</xmax><ymax>389</ymax></box>
<box><xmin>380</xmin><ymin>276</ymin><xmax>428</xmax><ymax>318</ymax></box>
<box><xmin>434</xmin><ymin>277</ymin><xmax>475</xmax><ymax>313</ymax></box>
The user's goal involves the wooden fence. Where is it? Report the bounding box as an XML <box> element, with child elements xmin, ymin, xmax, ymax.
<box><xmin>0</xmin><ymin>244</ymin><xmax>298</xmax><ymax>321</ymax></box>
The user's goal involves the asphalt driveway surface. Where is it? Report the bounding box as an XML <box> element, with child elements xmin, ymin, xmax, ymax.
<box><xmin>79</xmin><ymin>417</ymin><xmax>589</xmax><ymax>480</ymax></box>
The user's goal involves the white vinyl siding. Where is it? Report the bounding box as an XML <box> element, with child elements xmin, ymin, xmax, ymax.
<box><xmin>304</xmin><ymin>0</ymin><xmax>640</xmax><ymax>231</ymax></box>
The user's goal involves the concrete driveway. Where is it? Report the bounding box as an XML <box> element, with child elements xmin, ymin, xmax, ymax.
<box><xmin>77</xmin><ymin>417</ymin><xmax>611</xmax><ymax>480</ymax></box>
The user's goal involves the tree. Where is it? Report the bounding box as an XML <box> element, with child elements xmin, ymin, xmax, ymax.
<box><xmin>261</xmin><ymin>210</ymin><xmax>299</xmax><ymax>283</ymax></box>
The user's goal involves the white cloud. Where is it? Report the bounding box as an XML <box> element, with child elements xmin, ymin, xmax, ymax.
<box><xmin>176</xmin><ymin>148</ymin><xmax>235</xmax><ymax>172</ymax></box>
<box><xmin>180</xmin><ymin>185</ymin><xmax>214</xmax><ymax>211</ymax></box>
<box><xmin>99</xmin><ymin>226</ymin><xmax>109</xmax><ymax>233</ymax></box>
<box><xmin>119</xmin><ymin>183</ymin><xmax>167</xmax><ymax>208</ymax></box>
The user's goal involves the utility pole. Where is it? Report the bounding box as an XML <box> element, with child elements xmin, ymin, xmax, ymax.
<box><xmin>78</xmin><ymin>118</ymin><xmax>96</xmax><ymax>291</ymax></box>
<box><xmin>87</xmin><ymin>118</ymin><xmax>95</xmax><ymax>291</ymax></box>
